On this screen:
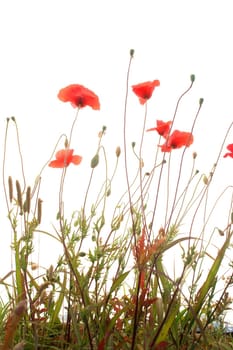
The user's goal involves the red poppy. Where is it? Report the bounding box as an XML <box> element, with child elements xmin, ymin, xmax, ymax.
<box><xmin>223</xmin><ymin>143</ymin><xmax>233</xmax><ymax>158</ymax></box>
<box><xmin>132</xmin><ymin>80</ymin><xmax>160</xmax><ymax>105</ymax></box>
<box><xmin>147</xmin><ymin>120</ymin><xmax>172</xmax><ymax>138</ymax></box>
<box><xmin>160</xmin><ymin>130</ymin><xmax>193</xmax><ymax>152</ymax></box>
<box><xmin>49</xmin><ymin>149</ymin><xmax>82</xmax><ymax>168</ymax></box>
<box><xmin>58</xmin><ymin>84</ymin><xmax>100</xmax><ymax>110</ymax></box>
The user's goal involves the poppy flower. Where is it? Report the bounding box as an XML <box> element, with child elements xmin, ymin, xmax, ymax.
<box><xmin>223</xmin><ymin>143</ymin><xmax>233</xmax><ymax>158</ymax></box>
<box><xmin>160</xmin><ymin>130</ymin><xmax>193</xmax><ymax>152</ymax></box>
<box><xmin>58</xmin><ymin>84</ymin><xmax>100</xmax><ymax>110</ymax></box>
<box><xmin>49</xmin><ymin>149</ymin><xmax>82</xmax><ymax>168</ymax></box>
<box><xmin>147</xmin><ymin>120</ymin><xmax>172</xmax><ymax>138</ymax></box>
<box><xmin>132</xmin><ymin>80</ymin><xmax>160</xmax><ymax>105</ymax></box>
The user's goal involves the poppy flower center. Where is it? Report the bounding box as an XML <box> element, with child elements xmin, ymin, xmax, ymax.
<box><xmin>76</xmin><ymin>96</ymin><xmax>84</xmax><ymax>107</ymax></box>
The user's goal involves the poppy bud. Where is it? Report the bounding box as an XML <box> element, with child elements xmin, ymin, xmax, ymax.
<box><xmin>91</xmin><ymin>153</ymin><xmax>99</xmax><ymax>168</ymax></box>
<box><xmin>115</xmin><ymin>146</ymin><xmax>121</xmax><ymax>158</ymax></box>
<box><xmin>199</xmin><ymin>98</ymin><xmax>204</xmax><ymax>106</ymax></box>
<box><xmin>130</xmin><ymin>49</ymin><xmax>135</xmax><ymax>57</ymax></box>
<box><xmin>203</xmin><ymin>175</ymin><xmax>208</xmax><ymax>185</ymax></box>
<box><xmin>78</xmin><ymin>252</ymin><xmax>86</xmax><ymax>257</ymax></box>
<box><xmin>11</xmin><ymin>116</ymin><xmax>16</xmax><ymax>122</ymax></box>
<box><xmin>192</xmin><ymin>152</ymin><xmax>197</xmax><ymax>159</ymax></box>
<box><xmin>64</xmin><ymin>138</ymin><xmax>68</xmax><ymax>148</ymax></box>
<box><xmin>190</xmin><ymin>74</ymin><xmax>195</xmax><ymax>82</ymax></box>
<box><xmin>132</xmin><ymin>142</ymin><xmax>136</xmax><ymax>148</ymax></box>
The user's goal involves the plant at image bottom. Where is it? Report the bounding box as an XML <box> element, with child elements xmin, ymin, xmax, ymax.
<box><xmin>0</xmin><ymin>50</ymin><xmax>233</xmax><ymax>349</ymax></box>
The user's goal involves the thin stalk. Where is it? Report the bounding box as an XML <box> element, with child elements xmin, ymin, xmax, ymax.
<box><xmin>165</xmin><ymin>99</ymin><xmax>203</xmax><ymax>232</ymax></box>
<box><xmin>149</xmin><ymin>79</ymin><xmax>195</xmax><ymax>236</ymax></box>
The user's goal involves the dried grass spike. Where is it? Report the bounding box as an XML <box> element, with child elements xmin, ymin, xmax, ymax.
<box><xmin>23</xmin><ymin>186</ymin><xmax>31</xmax><ymax>213</ymax></box>
<box><xmin>37</xmin><ymin>198</ymin><xmax>42</xmax><ymax>224</ymax></box>
<box><xmin>8</xmin><ymin>176</ymin><xmax>13</xmax><ymax>203</ymax></box>
<box><xmin>2</xmin><ymin>300</ymin><xmax>27</xmax><ymax>349</ymax></box>
<box><xmin>15</xmin><ymin>180</ymin><xmax>23</xmax><ymax>215</ymax></box>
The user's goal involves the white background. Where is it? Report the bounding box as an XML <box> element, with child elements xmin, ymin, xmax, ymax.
<box><xmin>0</xmin><ymin>0</ymin><xmax>233</xmax><ymax>314</ymax></box>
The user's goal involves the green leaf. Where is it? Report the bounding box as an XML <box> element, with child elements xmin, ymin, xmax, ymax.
<box><xmin>50</xmin><ymin>271</ymin><xmax>67</xmax><ymax>324</ymax></box>
<box><xmin>109</xmin><ymin>271</ymin><xmax>130</xmax><ymax>294</ymax></box>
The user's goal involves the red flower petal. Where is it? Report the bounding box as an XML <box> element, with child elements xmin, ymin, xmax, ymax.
<box><xmin>132</xmin><ymin>80</ymin><xmax>160</xmax><ymax>105</ymax></box>
<box><xmin>224</xmin><ymin>143</ymin><xmax>233</xmax><ymax>158</ymax></box>
<box><xmin>49</xmin><ymin>160</ymin><xmax>67</xmax><ymax>168</ymax></box>
<box><xmin>71</xmin><ymin>155</ymin><xmax>82</xmax><ymax>165</ymax></box>
<box><xmin>49</xmin><ymin>149</ymin><xmax>82</xmax><ymax>168</ymax></box>
<box><xmin>147</xmin><ymin>120</ymin><xmax>172</xmax><ymax>138</ymax></box>
<box><xmin>160</xmin><ymin>130</ymin><xmax>193</xmax><ymax>152</ymax></box>
<box><xmin>58</xmin><ymin>84</ymin><xmax>100</xmax><ymax>110</ymax></box>
<box><xmin>224</xmin><ymin>153</ymin><xmax>233</xmax><ymax>158</ymax></box>
<box><xmin>227</xmin><ymin>143</ymin><xmax>233</xmax><ymax>152</ymax></box>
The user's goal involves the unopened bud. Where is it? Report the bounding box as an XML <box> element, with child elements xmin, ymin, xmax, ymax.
<box><xmin>190</xmin><ymin>74</ymin><xmax>195</xmax><ymax>82</ymax></box>
<box><xmin>78</xmin><ymin>252</ymin><xmax>86</xmax><ymax>257</ymax></box>
<box><xmin>132</xmin><ymin>142</ymin><xmax>136</xmax><ymax>149</ymax></box>
<box><xmin>203</xmin><ymin>175</ymin><xmax>208</xmax><ymax>185</ymax></box>
<box><xmin>115</xmin><ymin>146</ymin><xmax>121</xmax><ymax>158</ymax></box>
<box><xmin>64</xmin><ymin>138</ymin><xmax>68</xmax><ymax>148</ymax></box>
<box><xmin>130</xmin><ymin>49</ymin><xmax>135</xmax><ymax>57</ymax></box>
<box><xmin>199</xmin><ymin>98</ymin><xmax>204</xmax><ymax>106</ymax></box>
<box><xmin>91</xmin><ymin>153</ymin><xmax>99</xmax><ymax>168</ymax></box>
<box><xmin>192</xmin><ymin>152</ymin><xmax>197</xmax><ymax>159</ymax></box>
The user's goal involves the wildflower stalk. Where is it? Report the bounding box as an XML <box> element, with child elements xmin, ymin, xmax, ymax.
<box><xmin>149</xmin><ymin>77</ymin><xmax>196</xmax><ymax>237</ymax></box>
<box><xmin>11</xmin><ymin>117</ymin><xmax>26</xmax><ymax>191</ymax></box>
<box><xmin>188</xmin><ymin>121</ymin><xmax>233</xmax><ymax>239</ymax></box>
<box><xmin>58</xmin><ymin>109</ymin><xmax>80</xmax><ymax>222</ymax></box>
<box><xmin>165</xmin><ymin>99</ymin><xmax>204</xmax><ymax>231</ymax></box>
<box><xmin>138</xmin><ymin>103</ymin><xmax>148</xmax><ymax>230</ymax></box>
<box><xmin>123</xmin><ymin>49</ymin><xmax>135</xmax><ymax>221</ymax></box>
